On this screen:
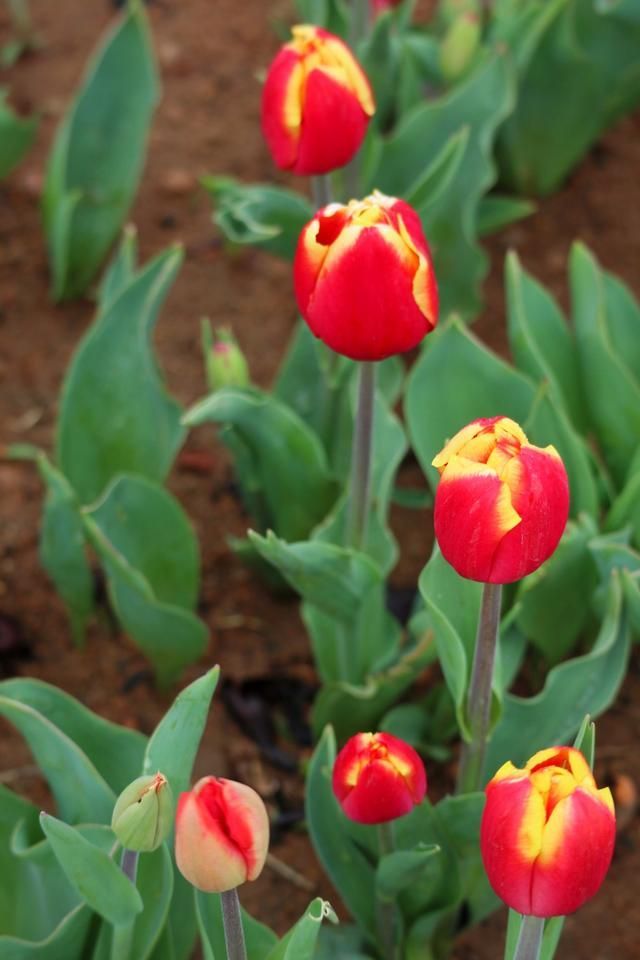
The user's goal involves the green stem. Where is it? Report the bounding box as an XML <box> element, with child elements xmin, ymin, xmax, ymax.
<box><xmin>377</xmin><ymin>822</ymin><xmax>401</xmax><ymax>960</ymax></box>
<box><xmin>110</xmin><ymin>849</ymin><xmax>139</xmax><ymax>960</ymax></box>
<box><xmin>350</xmin><ymin>0</ymin><xmax>372</xmax><ymax>47</ymax></box>
<box><xmin>312</xmin><ymin>174</ymin><xmax>332</xmax><ymax>209</ymax></box>
<box><xmin>347</xmin><ymin>362</ymin><xmax>376</xmax><ymax>552</ymax></box>
<box><xmin>221</xmin><ymin>888</ymin><xmax>248</xmax><ymax>960</ymax></box>
<box><xmin>513</xmin><ymin>915</ymin><xmax>545</xmax><ymax>960</ymax></box>
<box><xmin>456</xmin><ymin>581</ymin><xmax>502</xmax><ymax>794</ymax></box>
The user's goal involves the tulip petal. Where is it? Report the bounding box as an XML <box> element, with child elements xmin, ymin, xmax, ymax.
<box><xmin>531</xmin><ymin>788</ymin><xmax>616</xmax><ymax>917</ymax></box>
<box><xmin>488</xmin><ymin>445</ymin><xmax>569</xmax><ymax>583</ymax></box>
<box><xmin>261</xmin><ymin>48</ymin><xmax>304</xmax><ymax>171</ymax></box>
<box><xmin>293</xmin><ymin>66</ymin><xmax>370</xmax><ymax>175</ymax></box>
<box><xmin>434</xmin><ymin>458</ymin><xmax>522</xmax><ymax>582</ymax></box>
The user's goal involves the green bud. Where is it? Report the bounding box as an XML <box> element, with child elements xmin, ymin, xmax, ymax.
<box><xmin>111</xmin><ymin>773</ymin><xmax>173</xmax><ymax>852</ymax></box>
<box><xmin>439</xmin><ymin>12</ymin><xmax>481</xmax><ymax>83</ymax></box>
<box><xmin>202</xmin><ymin>320</ymin><xmax>249</xmax><ymax>391</ymax></box>
<box><xmin>438</xmin><ymin>0</ymin><xmax>481</xmax><ymax>28</ymax></box>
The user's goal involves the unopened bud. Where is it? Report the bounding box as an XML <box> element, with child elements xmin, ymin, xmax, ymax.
<box><xmin>111</xmin><ymin>773</ymin><xmax>173</xmax><ymax>852</ymax></box>
<box><xmin>439</xmin><ymin>13</ymin><xmax>481</xmax><ymax>82</ymax></box>
<box><xmin>202</xmin><ymin>320</ymin><xmax>249</xmax><ymax>391</ymax></box>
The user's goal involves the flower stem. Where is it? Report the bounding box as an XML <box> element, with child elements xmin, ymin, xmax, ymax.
<box><xmin>347</xmin><ymin>362</ymin><xmax>376</xmax><ymax>552</ymax></box>
<box><xmin>513</xmin><ymin>915</ymin><xmax>545</xmax><ymax>960</ymax></box>
<box><xmin>312</xmin><ymin>174</ymin><xmax>332</xmax><ymax>209</ymax></box>
<box><xmin>456</xmin><ymin>581</ymin><xmax>502</xmax><ymax>794</ymax></box>
<box><xmin>350</xmin><ymin>0</ymin><xmax>372</xmax><ymax>47</ymax></box>
<box><xmin>377</xmin><ymin>822</ymin><xmax>401</xmax><ymax>960</ymax></box>
<box><xmin>221</xmin><ymin>888</ymin><xmax>247</xmax><ymax>960</ymax></box>
<box><xmin>121</xmin><ymin>848</ymin><xmax>139</xmax><ymax>883</ymax></box>
<box><xmin>110</xmin><ymin>850</ymin><xmax>140</xmax><ymax>960</ymax></box>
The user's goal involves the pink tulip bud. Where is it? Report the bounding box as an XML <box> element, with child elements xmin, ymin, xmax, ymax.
<box><xmin>175</xmin><ymin>777</ymin><xmax>269</xmax><ymax>893</ymax></box>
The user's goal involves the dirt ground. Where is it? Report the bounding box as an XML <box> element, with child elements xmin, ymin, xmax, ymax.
<box><xmin>1</xmin><ymin>1</ymin><xmax>639</xmax><ymax>956</ymax></box>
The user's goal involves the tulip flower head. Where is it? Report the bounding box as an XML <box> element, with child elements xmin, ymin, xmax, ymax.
<box><xmin>261</xmin><ymin>25</ymin><xmax>375</xmax><ymax>176</ymax></box>
<box><xmin>432</xmin><ymin>416</ymin><xmax>569</xmax><ymax>583</ymax></box>
<box><xmin>111</xmin><ymin>772</ymin><xmax>173</xmax><ymax>852</ymax></box>
<box><xmin>175</xmin><ymin>776</ymin><xmax>269</xmax><ymax>893</ymax></box>
<box><xmin>294</xmin><ymin>191</ymin><xmax>438</xmax><ymax>360</ymax></box>
<box><xmin>332</xmin><ymin>732</ymin><xmax>427</xmax><ymax>824</ymax></box>
<box><xmin>481</xmin><ymin>747</ymin><xmax>616</xmax><ymax>917</ymax></box>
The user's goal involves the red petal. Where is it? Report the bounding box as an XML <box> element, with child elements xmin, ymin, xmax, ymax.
<box><xmin>293</xmin><ymin>67</ymin><xmax>369</xmax><ymax>175</ymax></box>
<box><xmin>260</xmin><ymin>48</ymin><xmax>302</xmax><ymax>171</ymax></box>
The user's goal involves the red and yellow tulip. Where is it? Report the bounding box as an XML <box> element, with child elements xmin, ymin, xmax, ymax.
<box><xmin>432</xmin><ymin>416</ymin><xmax>569</xmax><ymax>583</ymax></box>
<box><xmin>175</xmin><ymin>776</ymin><xmax>269</xmax><ymax>893</ymax></box>
<box><xmin>332</xmin><ymin>732</ymin><xmax>427</xmax><ymax>824</ymax></box>
<box><xmin>294</xmin><ymin>191</ymin><xmax>438</xmax><ymax>360</ymax></box>
<box><xmin>480</xmin><ymin>747</ymin><xmax>616</xmax><ymax>917</ymax></box>
<box><xmin>261</xmin><ymin>25</ymin><xmax>375</xmax><ymax>176</ymax></box>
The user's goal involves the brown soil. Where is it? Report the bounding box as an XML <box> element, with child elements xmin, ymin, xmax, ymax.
<box><xmin>1</xmin><ymin>1</ymin><xmax>639</xmax><ymax>956</ymax></box>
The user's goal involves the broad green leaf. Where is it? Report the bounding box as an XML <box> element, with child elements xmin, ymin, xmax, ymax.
<box><xmin>0</xmin><ymin>677</ymin><xmax>145</xmax><ymax>795</ymax></box>
<box><xmin>376</xmin><ymin>845</ymin><xmax>440</xmax><ymax>899</ymax></box>
<box><xmin>183</xmin><ymin>387</ymin><xmax>337</xmax><ymax>541</ymax></box>
<box><xmin>370</xmin><ymin>54</ymin><xmax>515</xmax><ymax>317</ymax></box>
<box><xmin>153</xmin><ymin>870</ymin><xmax>196</xmax><ymax>960</ymax></box>
<box><xmin>570</xmin><ymin>243</ymin><xmax>640</xmax><ymax>484</ymax></box>
<box><xmin>605</xmin><ymin>469</ymin><xmax>640</xmax><ymax>548</ymax></box>
<box><xmin>56</xmin><ymin>245</ymin><xmax>184</xmax><ymax>503</ymax></box>
<box><xmin>35</xmin><ymin>454</ymin><xmax>94</xmax><ymax>645</ymax></box>
<box><xmin>195</xmin><ymin>889</ymin><xmax>277</xmax><ymax>960</ymax></box>
<box><xmin>202</xmin><ymin>178</ymin><xmax>312</xmax><ymax>261</ymax></box>
<box><xmin>0</xmin><ymin>905</ymin><xmax>93</xmax><ymax>959</ymax></box>
<box><xmin>621</xmin><ymin>569</ymin><xmax>640</xmax><ymax>635</ymax></box>
<box><xmin>40</xmin><ymin>814</ymin><xmax>142</xmax><ymax>926</ymax></box>
<box><xmin>515</xmin><ymin>519</ymin><xmax>599</xmax><ymax>663</ymax></box>
<box><xmin>306</xmin><ymin>728</ymin><xmax>377</xmax><ymax>939</ymax></box>
<box><xmin>406</xmin><ymin>317</ymin><xmax>535</xmax><ymax>490</ymax></box>
<box><xmin>248</xmin><ymin>532</ymin><xmax>381</xmax><ymax>624</ymax></box>
<box><xmin>602</xmin><ymin>274</ymin><xmax>640</xmax><ymax>381</ymax></box>
<box><xmin>0</xmin><ymin>695</ymin><xmax>115</xmax><ymax>824</ymax></box>
<box><xmin>485</xmin><ymin>574</ymin><xmax>630</xmax><ymax>777</ymax></box>
<box><xmin>392</xmin><ymin>800</ymin><xmax>462</xmax><ymax>920</ymax></box>
<box><xmin>0</xmin><ymin>88</ymin><xmax>37</xmax><ymax>179</ymax></box>
<box><xmin>506</xmin><ymin>250</ymin><xmax>586</xmax><ymax>432</ymax></box>
<box><xmin>144</xmin><ymin>668</ymin><xmax>220</xmax><ymax>797</ymax></box>
<box><xmin>43</xmin><ymin>5</ymin><xmax>159</xmax><ymax>298</ymax></box>
<box><xmin>83</xmin><ymin>477</ymin><xmax>207</xmax><ymax>685</ymax></box>
<box><xmin>418</xmin><ymin>545</ymin><xmax>482</xmax><ymax>657</ymax></box>
<box><xmin>266</xmin><ymin>899</ymin><xmax>337</xmax><ymax>960</ymax></box>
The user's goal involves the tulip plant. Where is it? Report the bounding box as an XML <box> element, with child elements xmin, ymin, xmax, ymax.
<box><xmin>3</xmin><ymin>1</ymin><xmax>636</xmax><ymax>959</ymax></box>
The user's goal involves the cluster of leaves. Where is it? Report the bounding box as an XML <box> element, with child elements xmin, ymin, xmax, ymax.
<box><xmin>0</xmin><ymin>668</ymin><xmax>336</xmax><ymax>960</ymax></box>
<box><xmin>13</xmin><ymin>232</ymin><xmax>209</xmax><ymax>685</ymax></box>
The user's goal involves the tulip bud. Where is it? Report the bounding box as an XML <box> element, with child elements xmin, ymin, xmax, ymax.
<box><xmin>175</xmin><ymin>776</ymin><xmax>269</xmax><ymax>893</ymax></box>
<box><xmin>432</xmin><ymin>416</ymin><xmax>569</xmax><ymax>584</ymax></box>
<box><xmin>481</xmin><ymin>747</ymin><xmax>616</xmax><ymax>917</ymax></box>
<box><xmin>261</xmin><ymin>25</ymin><xmax>375</xmax><ymax>176</ymax></box>
<box><xmin>439</xmin><ymin>13</ymin><xmax>481</xmax><ymax>82</ymax></box>
<box><xmin>203</xmin><ymin>323</ymin><xmax>249</xmax><ymax>391</ymax></box>
<box><xmin>332</xmin><ymin>732</ymin><xmax>427</xmax><ymax>824</ymax></box>
<box><xmin>111</xmin><ymin>772</ymin><xmax>173</xmax><ymax>852</ymax></box>
<box><xmin>370</xmin><ymin>0</ymin><xmax>403</xmax><ymax>15</ymax></box>
<box><xmin>294</xmin><ymin>191</ymin><xmax>438</xmax><ymax>360</ymax></box>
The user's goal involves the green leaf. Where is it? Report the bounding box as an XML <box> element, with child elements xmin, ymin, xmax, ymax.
<box><xmin>202</xmin><ymin>178</ymin><xmax>312</xmax><ymax>261</ymax></box>
<box><xmin>83</xmin><ymin>476</ymin><xmax>207</xmax><ymax>685</ymax></box>
<box><xmin>43</xmin><ymin>5</ymin><xmax>159</xmax><ymax>299</ymax></box>
<box><xmin>570</xmin><ymin>243</ymin><xmax>640</xmax><ymax>484</ymax></box>
<box><xmin>183</xmin><ymin>387</ymin><xmax>337</xmax><ymax>541</ymax></box>
<box><xmin>0</xmin><ymin>694</ymin><xmax>115</xmax><ymax>824</ymax></box>
<box><xmin>376</xmin><ymin>845</ymin><xmax>441</xmax><ymax>899</ymax></box>
<box><xmin>127</xmin><ymin>845</ymin><xmax>174</xmax><ymax>960</ymax></box>
<box><xmin>370</xmin><ymin>54</ymin><xmax>515</xmax><ymax>317</ymax></box>
<box><xmin>144</xmin><ymin>668</ymin><xmax>220</xmax><ymax>797</ymax></box>
<box><xmin>306</xmin><ymin>728</ymin><xmax>377</xmax><ymax>939</ymax></box>
<box><xmin>476</xmin><ymin>194</ymin><xmax>535</xmax><ymax>236</ymax></box>
<box><xmin>195</xmin><ymin>889</ymin><xmax>277</xmax><ymax>960</ymax></box>
<box><xmin>605</xmin><ymin>469</ymin><xmax>640</xmax><ymax>548</ymax></box>
<box><xmin>0</xmin><ymin>905</ymin><xmax>93</xmax><ymax>959</ymax></box>
<box><xmin>406</xmin><ymin>317</ymin><xmax>535</xmax><ymax>490</ymax></box>
<box><xmin>35</xmin><ymin>454</ymin><xmax>94</xmax><ymax>645</ymax></box>
<box><xmin>506</xmin><ymin>250</ymin><xmax>586</xmax><ymax>433</ymax></box>
<box><xmin>56</xmin><ymin>245</ymin><xmax>184</xmax><ymax>503</ymax></box>
<box><xmin>98</xmin><ymin>224</ymin><xmax>139</xmax><ymax>313</ymax></box>
<box><xmin>515</xmin><ymin>519</ymin><xmax>599</xmax><ymax>663</ymax></box>
<box><xmin>0</xmin><ymin>88</ymin><xmax>37</xmax><ymax>179</ymax></box>
<box><xmin>485</xmin><ymin>573</ymin><xmax>630</xmax><ymax>777</ymax></box>
<box><xmin>40</xmin><ymin>814</ymin><xmax>142</xmax><ymax>926</ymax></box>
<box><xmin>0</xmin><ymin>677</ymin><xmax>146</xmax><ymax>796</ymax></box>
<box><xmin>266</xmin><ymin>899</ymin><xmax>337</xmax><ymax>960</ymax></box>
